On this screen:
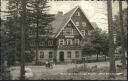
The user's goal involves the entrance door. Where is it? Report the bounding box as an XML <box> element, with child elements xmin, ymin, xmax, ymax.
<box><xmin>59</xmin><ymin>51</ymin><xmax>64</xmax><ymax>62</ymax></box>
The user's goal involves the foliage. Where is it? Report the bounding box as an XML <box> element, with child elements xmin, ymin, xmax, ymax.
<box><xmin>4</xmin><ymin>0</ymin><xmax>54</xmax><ymax>65</ymax></box>
<box><xmin>113</xmin><ymin>8</ymin><xmax>127</xmax><ymax>47</ymax></box>
<box><xmin>82</xmin><ymin>27</ymin><xmax>109</xmax><ymax>59</ymax></box>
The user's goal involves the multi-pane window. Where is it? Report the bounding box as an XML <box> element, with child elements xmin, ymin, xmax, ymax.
<box><xmin>74</xmin><ymin>39</ymin><xmax>79</xmax><ymax>46</ymax></box>
<box><xmin>75</xmin><ymin>51</ymin><xmax>79</xmax><ymax>58</ymax></box>
<box><xmin>75</xmin><ymin>22</ymin><xmax>79</xmax><ymax>26</ymax></box>
<box><xmin>40</xmin><ymin>42</ymin><xmax>45</xmax><ymax>46</ymax></box>
<box><xmin>65</xmin><ymin>28</ymin><xmax>72</xmax><ymax>35</ymax></box>
<box><xmin>67</xmin><ymin>39</ymin><xmax>73</xmax><ymax>45</ymax></box>
<box><xmin>40</xmin><ymin>51</ymin><xmax>44</xmax><ymax>58</ymax></box>
<box><xmin>81</xmin><ymin>30</ymin><xmax>85</xmax><ymax>36</ymax></box>
<box><xmin>48</xmin><ymin>41</ymin><xmax>53</xmax><ymax>46</ymax></box>
<box><xmin>49</xmin><ymin>52</ymin><xmax>53</xmax><ymax>58</ymax></box>
<box><xmin>67</xmin><ymin>51</ymin><xmax>71</xmax><ymax>58</ymax></box>
<box><xmin>59</xmin><ymin>39</ymin><xmax>65</xmax><ymax>45</ymax></box>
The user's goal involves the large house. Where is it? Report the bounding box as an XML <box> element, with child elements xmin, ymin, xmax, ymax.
<box><xmin>29</xmin><ymin>6</ymin><xmax>98</xmax><ymax>63</ymax></box>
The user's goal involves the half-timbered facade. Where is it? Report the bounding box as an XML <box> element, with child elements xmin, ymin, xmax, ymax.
<box><xmin>29</xmin><ymin>6</ymin><xmax>97</xmax><ymax>63</ymax></box>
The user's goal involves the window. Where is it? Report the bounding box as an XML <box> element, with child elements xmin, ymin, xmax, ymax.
<box><xmin>73</xmin><ymin>29</ymin><xmax>78</xmax><ymax>35</ymax></box>
<box><xmin>77</xmin><ymin>12</ymin><xmax>80</xmax><ymax>16</ymax></box>
<box><xmin>40</xmin><ymin>51</ymin><xmax>44</xmax><ymax>58</ymax></box>
<box><xmin>66</xmin><ymin>28</ymin><xmax>72</xmax><ymax>35</ymax></box>
<box><xmin>29</xmin><ymin>30</ymin><xmax>33</xmax><ymax>35</ymax></box>
<box><xmin>49</xmin><ymin>52</ymin><xmax>53</xmax><ymax>58</ymax></box>
<box><xmin>48</xmin><ymin>41</ymin><xmax>53</xmax><ymax>46</ymax></box>
<box><xmin>67</xmin><ymin>23</ymin><xmax>71</xmax><ymax>26</ymax></box>
<box><xmin>31</xmin><ymin>41</ymin><xmax>35</xmax><ymax>46</ymax></box>
<box><xmin>75</xmin><ymin>51</ymin><xmax>79</xmax><ymax>58</ymax></box>
<box><xmin>74</xmin><ymin>39</ymin><xmax>79</xmax><ymax>46</ymax></box>
<box><xmin>40</xmin><ymin>42</ymin><xmax>45</xmax><ymax>46</ymax></box>
<box><xmin>81</xmin><ymin>30</ymin><xmax>85</xmax><ymax>36</ymax></box>
<box><xmin>88</xmin><ymin>30</ymin><xmax>92</xmax><ymax>35</ymax></box>
<box><xmin>67</xmin><ymin>51</ymin><xmax>71</xmax><ymax>58</ymax></box>
<box><xmin>67</xmin><ymin>39</ymin><xmax>73</xmax><ymax>45</ymax></box>
<box><xmin>82</xmin><ymin>22</ymin><xmax>86</xmax><ymax>27</ymax></box>
<box><xmin>75</xmin><ymin>22</ymin><xmax>79</xmax><ymax>26</ymax></box>
<box><xmin>59</xmin><ymin>39</ymin><xmax>65</xmax><ymax>45</ymax></box>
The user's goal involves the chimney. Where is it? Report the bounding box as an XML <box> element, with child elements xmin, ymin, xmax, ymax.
<box><xmin>56</xmin><ymin>11</ymin><xmax>63</xmax><ymax>17</ymax></box>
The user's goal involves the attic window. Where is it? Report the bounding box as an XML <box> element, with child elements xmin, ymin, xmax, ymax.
<box><xmin>75</xmin><ymin>22</ymin><xmax>79</xmax><ymax>26</ymax></box>
<box><xmin>81</xmin><ymin>30</ymin><xmax>85</xmax><ymax>36</ymax></box>
<box><xmin>82</xmin><ymin>22</ymin><xmax>86</xmax><ymax>27</ymax></box>
<box><xmin>77</xmin><ymin>12</ymin><xmax>80</xmax><ymax>16</ymax></box>
<box><xmin>68</xmin><ymin>23</ymin><xmax>71</xmax><ymax>26</ymax></box>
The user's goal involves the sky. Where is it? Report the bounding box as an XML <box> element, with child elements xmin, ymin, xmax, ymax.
<box><xmin>1</xmin><ymin>0</ymin><xmax>127</xmax><ymax>31</ymax></box>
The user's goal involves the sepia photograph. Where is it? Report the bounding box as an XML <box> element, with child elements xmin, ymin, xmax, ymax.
<box><xmin>0</xmin><ymin>0</ymin><xmax>127</xmax><ymax>80</ymax></box>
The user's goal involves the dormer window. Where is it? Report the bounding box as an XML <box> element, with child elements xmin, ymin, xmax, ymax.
<box><xmin>82</xmin><ymin>22</ymin><xmax>86</xmax><ymax>27</ymax></box>
<box><xmin>75</xmin><ymin>22</ymin><xmax>79</xmax><ymax>26</ymax></box>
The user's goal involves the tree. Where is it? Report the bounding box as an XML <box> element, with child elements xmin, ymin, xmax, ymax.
<box><xmin>26</xmin><ymin>0</ymin><xmax>54</xmax><ymax>64</ymax></box>
<box><xmin>82</xmin><ymin>27</ymin><xmax>109</xmax><ymax>61</ymax></box>
<box><xmin>5</xmin><ymin>0</ymin><xmax>54</xmax><ymax>65</ymax></box>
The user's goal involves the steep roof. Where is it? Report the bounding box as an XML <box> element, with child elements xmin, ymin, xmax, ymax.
<box><xmin>51</xmin><ymin>6</ymin><xmax>77</xmax><ymax>35</ymax></box>
<box><xmin>91</xmin><ymin>22</ymin><xmax>99</xmax><ymax>29</ymax></box>
<box><xmin>50</xmin><ymin>6</ymin><xmax>97</xmax><ymax>38</ymax></box>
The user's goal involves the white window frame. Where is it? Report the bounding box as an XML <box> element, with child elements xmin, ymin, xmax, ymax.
<box><xmin>29</xmin><ymin>30</ymin><xmax>33</xmax><ymax>35</ymax></box>
<box><xmin>67</xmin><ymin>39</ymin><xmax>73</xmax><ymax>45</ymax></box>
<box><xmin>40</xmin><ymin>51</ymin><xmax>44</xmax><ymax>58</ymax></box>
<box><xmin>67</xmin><ymin>23</ymin><xmax>71</xmax><ymax>26</ymax></box>
<box><xmin>40</xmin><ymin>42</ymin><xmax>45</xmax><ymax>46</ymax></box>
<box><xmin>75</xmin><ymin>22</ymin><xmax>79</xmax><ymax>26</ymax></box>
<box><xmin>82</xmin><ymin>22</ymin><xmax>86</xmax><ymax>27</ymax></box>
<box><xmin>77</xmin><ymin>12</ymin><xmax>80</xmax><ymax>16</ymax></box>
<box><xmin>49</xmin><ymin>52</ymin><xmax>53</xmax><ymax>58</ymax></box>
<box><xmin>31</xmin><ymin>41</ymin><xmax>35</xmax><ymax>46</ymax></box>
<box><xmin>75</xmin><ymin>51</ymin><xmax>79</xmax><ymax>58</ymax></box>
<box><xmin>75</xmin><ymin>39</ymin><xmax>79</xmax><ymax>46</ymax></box>
<box><xmin>48</xmin><ymin>41</ymin><xmax>53</xmax><ymax>46</ymax></box>
<box><xmin>59</xmin><ymin>39</ymin><xmax>65</xmax><ymax>45</ymax></box>
<box><xmin>67</xmin><ymin>51</ymin><xmax>71</xmax><ymax>58</ymax></box>
<box><xmin>81</xmin><ymin>30</ymin><xmax>85</xmax><ymax>36</ymax></box>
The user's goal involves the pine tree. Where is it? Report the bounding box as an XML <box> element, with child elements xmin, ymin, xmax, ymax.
<box><xmin>26</xmin><ymin>0</ymin><xmax>54</xmax><ymax>64</ymax></box>
<box><xmin>6</xmin><ymin>0</ymin><xmax>54</xmax><ymax>65</ymax></box>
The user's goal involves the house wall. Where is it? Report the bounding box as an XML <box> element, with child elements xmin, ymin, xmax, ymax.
<box><xmin>56</xmin><ymin>49</ymin><xmax>82</xmax><ymax>63</ymax></box>
<box><xmin>38</xmin><ymin>49</ymin><xmax>55</xmax><ymax>62</ymax></box>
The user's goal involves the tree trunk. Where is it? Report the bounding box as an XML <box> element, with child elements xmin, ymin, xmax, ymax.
<box><xmin>107</xmin><ymin>1</ymin><xmax>116</xmax><ymax>79</ymax></box>
<box><xmin>20</xmin><ymin>0</ymin><xmax>26</xmax><ymax>80</ymax></box>
<box><xmin>119</xmin><ymin>1</ymin><xmax>126</xmax><ymax>69</ymax></box>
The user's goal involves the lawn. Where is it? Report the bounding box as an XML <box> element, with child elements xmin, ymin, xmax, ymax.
<box><xmin>9</xmin><ymin>60</ymin><xmax>127</xmax><ymax>80</ymax></box>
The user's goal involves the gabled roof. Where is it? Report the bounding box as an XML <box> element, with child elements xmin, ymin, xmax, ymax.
<box><xmin>51</xmin><ymin>6</ymin><xmax>78</xmax><ymax>35</ymax></box>
<box><xmin>51</xmin><ymin>6</ymin><xmax>97</xmax><ymax>38</ymax></box>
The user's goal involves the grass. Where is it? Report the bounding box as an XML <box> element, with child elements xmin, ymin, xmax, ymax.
<box><xmin>9</xmin><ymin>60</ymin><xmax>126</xmax><ymax>80</ymax></box>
